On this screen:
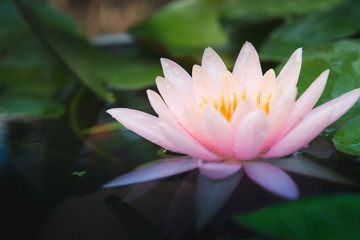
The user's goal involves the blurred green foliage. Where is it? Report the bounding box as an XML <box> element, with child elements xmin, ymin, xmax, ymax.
<box><xmin>234</xmin><ymin>195</ymin><xmax>360</xmax><ymax>240</ymax></box>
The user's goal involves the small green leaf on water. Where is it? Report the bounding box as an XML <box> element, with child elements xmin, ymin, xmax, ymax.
<box><xmin>72</xmin><ymin>171</ymin><xmax>87</xmax><ymax>177</ymax></box>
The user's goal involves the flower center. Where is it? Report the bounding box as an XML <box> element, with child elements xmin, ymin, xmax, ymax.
<box><xmin>199</xmin><ymin>87</ymin><xmax>272</xmax><ymax>121</ymax></box>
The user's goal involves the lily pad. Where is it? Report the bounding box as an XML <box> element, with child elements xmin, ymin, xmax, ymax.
<box><xmin>131</xmin><ymin>0</ymin><xmax>227</xmax><ymax>60</ymax></box>
<box><xmin>14</xmin><ymin>0</ymin><xmax>163</xmax><ymax>101</ymax></box>
<box><xmin>222</xmin><ymin>0</ymin><xmax>345</xmax><ymax>19</ymax></box>
<box><xmin>261</xmin><ymin>0</ymin><xmax>360</xmax><ymax>60</ymax></box>
<box><xmin>234</xmin><ymin>195</ymin><xmax>360</xmax><ymax>240</ymax></box>
<box><xmin>0</xmin><ymin>94</ymin><xmax>65</xmax><ymax>119</ymax></box>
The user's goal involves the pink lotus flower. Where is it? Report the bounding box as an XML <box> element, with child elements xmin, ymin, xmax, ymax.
<box><xmin>105</xmin><ymin>42</ymin><xmax>360</xmax><ymax>200</ymax></box>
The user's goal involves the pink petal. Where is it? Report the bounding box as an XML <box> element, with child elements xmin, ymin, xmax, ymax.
<box><xmin>156</xmin><ymin>77</ymin><xmax>188</xmax><ymax>124</ymax></box>
<box><xmin>192</xmin><ymin>65</ymin><xmax>219</xmax><ymax>105</ymax></box>
<box><xmin>160</xmin><ymin>58</ymin><xmax>194</xmax><ymax>95</ymax></box>
<box><xmin>232</xmin><ymin>42</ymin><xmax>262</xmax><ymax>95</ymax></box>
<box><xmin>201</xmin><ymin>47</ymin><xmax>227</xmax><ymax>87</ymax></box>
<box><xmin>273</xmin><ymin>70</ymin><xmax>329</xmax><ymax>143</ymax></box>
<box><xmin>233</xmin><ymin>110</ymin><xmax>269</xmax><ymax>160</ymax></box>
<box><xmin>219</xmin><ymin>70</ymin><xmax>241</xmax><ymax>105</ymax></box>
<box><xmin>195</xmin><ymin>170</ymin><xmax>243</xmax><ymax>230</ymax></box>
<box><xmin>182</xmin><ymin>100</ymin><xmax>211</xmax><ymax>147</ymax></box>
<box><xmin>198</xmin><ymin>161</ymin><xmax>242</xmax><ymax>180</ymax></box>
<box><xmin>201</xmin><ymin>106</ymin><xmax>234</xmax><ymax>158</ymax></box>
<box><xmin>264</xmin><ymin>105</ymin><xmax>334</xmax><ymax>158</ymax></box>
<box><xmin>230</xmin><ymin>100</ymin><xmax>255</xmax><ymax>130</ymax></box>
<box><xmin>265</xmin><ymin>87</ymin><xmax>297</xmax><ymax>146</ymax></box>
<box><xmin>309</xmin><ymin>88</ymin><xmax>360</xmax><ymax>124</ymax></box>
<box><xmin>147</xmin><ymin>89</ymin><xmax>174</xmax><ymax>122</ymax></box>
<box><xmin>158</xmin><ymin>121</ymin><xmax>219</xmax><ymax>161</ymax></box>
<box><xmin>254</xmin><ymin>69</ymin><xmax>277</xmax><ymax>103</ymax></box>
<box><xmin>277</xmin><ymin>48</ymin><xmax>302</xmax><ymax>87</ymax></box>
<box><xmin>106</xmin><ymin>108</ymin><xmax>176</xmax><ymax>151</ymax></box>
<box><xmin>267</xmin><ymin>155</ymin><xmax>354</xmax><ymax>185</ymax></box>
<box><xmin>243</xmin><ymin>161</ymin><xmax>299</xmax><ymax>199</ymax></box>
<box><xmin>103</xmin><ymin>157</ymin><xmax>199</xmax><ymax>187</ymax></box>
<box><xmin>147</xmin><ymin>89</ymin><xmax>214</xmax><ymax>154</ymax></box>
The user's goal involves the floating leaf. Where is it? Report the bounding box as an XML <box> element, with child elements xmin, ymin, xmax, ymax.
<box><xmin>261</xmin><ymin>0</ymin><xmax>360</xmax><ymax>60</ymax></box>
<box><xmin>131</xmin><ymin>0</ymin><xmax>227</xmax><ymax>60</ymax></box>
<box><xmin>0</xmin><ymin>94</ymin><xmax>65</xmax><ymax>119</ymax></box>
<box><xmin>333</xmin><ymin>116</ymin><xmax>360</xmax><ymax>156</ymax></box>
<box><xmin>234</xmin><ymin>195</ymin><xmax>360</xmax><ymax>240</ymax></box>
<box><xmin>14</xmin><ymin>0</ymin><xmax>115</xmax><ymax>102</ymax></box>
<box><xmin>222</xmin><ymin>0</ymin><xmax>345</xmax><ymax>19</ymax></box>
<box><xmin>14</xmin><ymin>0</ymin><xmax>163</xmax><ymax>102</ymax></box>
<box><xmin>0</xmin><ymin>0</ymin><xmax>67</xmax><ymax>119</ymax></box>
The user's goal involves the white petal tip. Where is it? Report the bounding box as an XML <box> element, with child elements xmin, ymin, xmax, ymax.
<box><xmin>294</xmin><ymin>48</ymin><xmax>303</xmax><ymax>62</ymax></box>
<box><xmin>192</xmin><ymin>64</ymin><xmax>202</xmax><ymax>74</ymax></box>
<box><xmin>106</xmin><ymin>108</ymin><xmax>120</xmax><ymax>116</ymax></box>
<box><xmin>204</xmin><ymin>47</ymin><xmax>213</xmax><ymax>53</ymax></box>
<box><xmin>160</xmin><ymin>57</ymin><xmax>168</xmax><ymax>64</ymax></box>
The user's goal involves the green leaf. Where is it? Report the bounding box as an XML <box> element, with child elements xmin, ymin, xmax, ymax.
<box><xmin>222</xmin><ymin>0</ymin><xmax>345</xmax><ymax>19</ymax></box>
<box><xmin>261</xmin><ymin>0</ymin><xmax>360</xmax><ymax>60</ymax></box>
<box><xmin>14</xmin><ymin>0</ymin><xmax>115</xmax><ymax>102</ymax></box>
<box><xmin>0</xmin><ymin>94</ymin><xmax>65</xmax><ymax>119</ymax></box>
<box><xmin>333</xmin><ymin>116</ymin><xmax>360</xmax><ymax>156</ymax></box>
<box><xmin>15</xmin><ymin>0</ymin><xmax>163</xmax><ymax>93</ymax></box>
<box><xmin>0</xmin><ymin>0</ymin><xmax>66</xmax><ymax>98</ymax></box>
<box><xmin>234</xmin><ymin>195</ymin><xmax>360</xmax><ymax>240</ymax></box>
<box><xmin>100</xmin><ymin>49</ymin><xmax>162</xmax><ymax>90</ymax></box>
<box><xmin>131</xmin><ymin>0</ymin><xmax>227</xmax><ymax>60</ymax></box>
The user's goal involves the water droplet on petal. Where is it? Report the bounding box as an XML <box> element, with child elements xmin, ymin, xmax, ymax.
<box><xmin>232</xmin><ymin>147</ymin><xmax>239</xmax><ymax>153</ymax></box>
<box><xmin>165</xmin><ymin>84</ymin><xmax>170</xmax><ymax>89</ymax></box>
<box><xmin>211</xmin><ymin>56</ymin><xmax>216</xmax><ymax>61</ymax></box>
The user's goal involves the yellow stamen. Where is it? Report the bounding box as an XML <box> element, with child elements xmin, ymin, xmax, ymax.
<box><xmin>201</xmin><ymin>95</ymin><xmax>209</xmax><ymax>104</ymax></box>
<box><xmin>242</xmin><ymin>87</ymin><xmax>247</xmax><ymax>100</ymax></box>
<box><xmin>220</xmin><ymin>92</ymin><xmax>226</xmax><ymax>114</ymax></box>
<box><xmin>227</xmin><ymin>103</ymin><xmax>232</xmax><ymax>119</ymax></box>
<box><xmin>233</xmin><ymin>93</ymin><xmax>237</xmax><ymax>112</ymax></box>
<box><xmin>199</xmin><ymin>104</ymin><xmax>204</xmax><ymax>110</ymax></box>
<box><xmin>211</xmin><ymin>97</ymin><xmax>218</xmax><ymax>109</ymax></box>
<box><xmin>263</xmin><ymin>94</ymin><xmax>272</xmax><ymax>114</ymax></box>
<box><xmin>257</xmin><ymin>91</ymin><xmax>262</xmax><ymax>107</ymax></box>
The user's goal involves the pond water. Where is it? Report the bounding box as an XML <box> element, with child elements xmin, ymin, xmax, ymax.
<box><xmin>1</xmin><ymin>86</ymin><xmax>360</xmax><ymax>240</ymax></box>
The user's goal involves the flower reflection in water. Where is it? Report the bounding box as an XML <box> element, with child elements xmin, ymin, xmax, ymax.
<box><xmin>104</xmin><ymin>42</ymin><xmax>359</xmax><ymax>229</ymax></box>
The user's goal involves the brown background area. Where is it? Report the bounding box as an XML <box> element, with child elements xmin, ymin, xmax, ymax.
<box><xmin>47</xmin><ymin>0</ymin><xmax>171</xmax><ymax>36</ymax></box>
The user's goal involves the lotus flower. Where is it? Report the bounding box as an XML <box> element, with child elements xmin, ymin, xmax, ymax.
<box><xmin>105</xmin><ymin>42</ymin><xmax>360</xmax><ymax>200</ymax></box>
